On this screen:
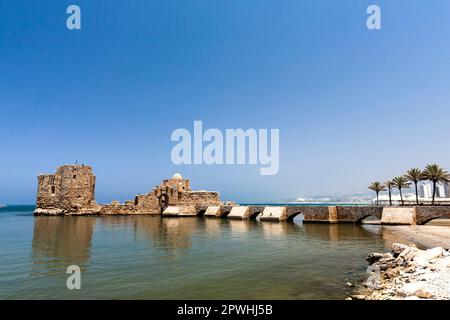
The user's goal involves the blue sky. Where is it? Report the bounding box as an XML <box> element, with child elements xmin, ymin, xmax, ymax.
<box><xmin>2</xmin><ymin>0</ymin><xmax>450</xmax><ymax>204</ymax></box>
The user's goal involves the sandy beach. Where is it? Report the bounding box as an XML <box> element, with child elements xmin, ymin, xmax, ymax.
<box><xmin>381</xmin><ymin>224</ymin><xmax>450</xmax><ymax>249</ymax></box>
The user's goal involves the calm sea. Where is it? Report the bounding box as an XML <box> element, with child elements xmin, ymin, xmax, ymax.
<box><xmin>0</xmin><ymin>205</ymin><xmax>393</xmax><ymax>299</ymax></box>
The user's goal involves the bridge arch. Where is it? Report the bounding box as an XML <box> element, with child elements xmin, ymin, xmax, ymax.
<box><xmin>249</xmin><ymin>211</ymin><xmax>263</xmax><ymax>220</ymax></box>
<box><xmin>413</xmin><ymin>206</ymin><xmax>450</xmax><ymax>225</ymax></box>
<box><xmin>197</xmin><ymin>209</ymin><xmax>206</xmax><ymax>216</ymax></box>
<box><xmin>247</xmin><ymin>206</ymin><xmax>265</xmax><ymax>220</ymax></box>
<box><xmin>286</xmin><ymin>212</ymin><xmax>304</xmax><ymax>222</ymax></box>
<box><xmin>221</xmin><ymin>210</ymin><xmax>231</xmax><ymax>217</ymax></box>
<box><xmin>421</xmin><ymin>216</ymin><xmax>450</xmax><ymax>225</ymax></box>
<box><xmin>356</xmin><ymin>214</ymin><xmax>380</xmax><ymax>224</ymax></box>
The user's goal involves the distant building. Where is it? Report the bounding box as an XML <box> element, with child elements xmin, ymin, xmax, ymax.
<box><xmin>419</xmin><ymin>182</ymin><xmax>450</xmax><ymax>198</ymax></box>
<box><xmin>437</xmin><ymin>183</ymin><xmax>450</xmax><ymax>198</ymax></box>
<box><xmin>419</xmin><ymin>183</ymin><xmax>433</xmax><ymax>198</ymax></box>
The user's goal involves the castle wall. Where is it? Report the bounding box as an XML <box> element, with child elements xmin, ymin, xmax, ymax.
<box><xmin>36</xmin><ymin>174</ymin><xmax>62</xmax><ymax>209</ymax></box>
<box><xmin>57</xmin><ymin>165</ymin><xmax>96</xmax><ymax>210</ymax></box>
<box><xmin>36</xmin><ymin>165</ymin><xmax>98</xmax><ymax>214</ymax></box>
<box><xmin>177</xmin><ymin>191</ymin><xmax>221</xmax><ymax>206</ymax></box>
<box><xmin>35</xmin><ymin>166</ymin><xmax>222</xmax><ymax>216</ymax></box>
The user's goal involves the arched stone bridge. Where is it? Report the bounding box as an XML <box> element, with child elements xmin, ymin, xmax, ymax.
<box><xmin>163</xmin><ymin>204</ymin><xmax>450</xmax><ymax>225</ymax></box>
<box><xmin>166</xmin><ymin>204</ymin><xmax>383</xmax><ymax>223</ymax></box>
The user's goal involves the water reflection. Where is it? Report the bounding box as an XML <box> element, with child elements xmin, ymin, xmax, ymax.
<box><xmin>202</xmin><ymin>217</ymin><xmax>222</xmax><ymax>237</ymax></box>
<box><xmin>228</xmin><ymin>219</ymin><xmax>252</xmax><ymax>235</ymax></box>
<box><xmin>30</xmin><ymin>215</ymin><xmax>384</xmax><ymax>280</ymax></box>
<box><xmin>32</xmin><ymin>216</ymin><xmax>96</xmax><ymax>275</ymax></box>
<box><xmin>21</xmin><ymin>212</ymin><xmax>397</xmax><ymax>299</ymax></box>
<box><xmin>302</xmin><ymin>223</ymin><xmax>381</xmax><ymax>242</ymax></box>
<box><xmin>260</xmin><ymin>221</ymin><xmax>301</xmax><ymax>239</ymax></box>
<box><xmin>97</xmin><ymin>215</ymin><xmax>200</xmax><ymax>251</ymax></box>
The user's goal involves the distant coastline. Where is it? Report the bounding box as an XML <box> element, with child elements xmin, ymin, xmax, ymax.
<box><xmin>240</xmin><ymin>202</ymin><xmax>371</xmax><ymax>207</ymax></box>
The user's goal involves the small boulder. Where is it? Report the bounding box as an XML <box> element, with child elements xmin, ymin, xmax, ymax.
<box><xmin>383</xmin><ymin>252</ymin><xmax>394</xmax><ymax>260</ymax></box>
<box><xmin>385</xmin><ymin>267</ymin><xmax>400</xmax><ymax>279</ymax></box>
<box><xmin>399</xmin><ymin>282</ymin><xmax>433</xmax><ymax>299</ymax></box>
<box><xmin>415</xmin><ymin>247</ymin><xmax>445</xmax><ymax>262</ymax></box>
<box><xmin>413</xmin><ymin>257</ymin><xmax>429</xmax><ymax>268</ymax></box>
<box><xmin>416</xmin><ymin>289</ymin><xmax>433</xmax><ymax>299</ymax></box>
<box><xmin>367</xmin><ymin>252</ymin><xmax>384</xmax><ymax>264</ymax></box>
<box><xmin>404</xmin><ymin>249</ymin><xmax>420</xmax><ymax>262</ymax></box>
<box><xmin>392</xmin><ymin>243</ymin><xmax>409</xmax><ymax>255</ymax></box>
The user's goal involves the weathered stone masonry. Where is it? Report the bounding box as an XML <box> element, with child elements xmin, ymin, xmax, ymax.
<box><xmin>35</xmin><ymin>165</ymin><xmax>99</xmax><ymax>215</ymax></box>
<box><xmin>35</xmin><ymin>165</ymin><xmax>221</xmax><ymax>216</ymax></box>
<box><xmin>35</xmin><ymin>165</ymin><xmax>450</xmax><ymax>224</ymax></box>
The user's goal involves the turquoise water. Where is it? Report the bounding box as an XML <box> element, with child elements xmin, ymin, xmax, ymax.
<box><xmin>0</xmin><ymin>205</ymin><xmax>391</xmax><ymax>299</ymax></box>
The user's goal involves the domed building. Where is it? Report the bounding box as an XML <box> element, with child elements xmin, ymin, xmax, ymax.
<box><xmin>172</xmin><ymin>173</ymin><xmax>183</xmax><ymax>180</ymax></box>
<box><xmin>35</xmin><ymin>165</ymin><xmax>222</xmax><ymax>216</ymax></box>
<box><xmin>160</xmin><ymin>173</ymin><xmax>191</xmax><ymax>192</ymax></box>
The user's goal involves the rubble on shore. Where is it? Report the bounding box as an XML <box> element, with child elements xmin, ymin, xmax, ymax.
<box><xmin>352</xmin><ymin>243</ymin><xmax>450</xmax><ymax>300</ymax></box>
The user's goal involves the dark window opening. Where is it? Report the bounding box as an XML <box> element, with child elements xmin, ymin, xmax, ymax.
<box><xmin>51</xmin><ymin>186</ymin><xmax>55</xmax><ymax>194</ymax></box>
<box><xmin>73</xmin><ymin>175</ymin><xmax>77</xmax><ymax>179</ymax></box>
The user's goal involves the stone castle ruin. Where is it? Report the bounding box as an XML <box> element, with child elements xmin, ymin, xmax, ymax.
<box><xmin>35</xmin><ymin>165</ymin><xmax>221</xmax><ymax>216</ymax></box>
<box><xmin>35</xmin><ymin>165</ymin><xmax>99</xmax><ymax>215</ymax></box>
<box><xmin>34</xmin><ymin>165</ymin><xmax>450</xmax><ymax>224</ymax></box>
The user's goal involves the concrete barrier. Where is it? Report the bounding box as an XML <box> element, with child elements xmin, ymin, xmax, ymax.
<box><xmin>204</xmin><ymin>206</ymin><xmax>222</xmax><ymax>218</ymax></box>
<box><xmin>227</xmin><ymin>206</ymin><xmax>250</xmax><ymax>219</ymax></box>
<box><xmin>260</xmin><ymin>206</ymin><xmax>287</xmax><ymax>221</ymax></box>
<box><xmin>162</xmin><ymin>205</ymin><xmax>196</xmax><ymax>217</ymax></box>
<box><xmin>381</xmin><ymin>207</ymin><xmax>416</xmax><ymax>225</ymax></box>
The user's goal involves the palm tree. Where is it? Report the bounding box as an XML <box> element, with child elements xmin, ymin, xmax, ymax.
<box><xmin>369</xmin><ymin>182</ymin><xmax>386</xmax><ymax>206</ymax></box>
<box><xmin>392</xmin><ymin>176</ymin><xmax>411</xmax><ymax>206</ymax></box>
<box><xmin>384</xmin><ymin>180</ymin><xmax>395</xmax><ymax>206</ymax></box>
<box><xmin>404</xmin><ymin>168</ymin><xmax>423</xmax><ymax>205</ymax></box>
<box><xmin>421</xmin><ymin>164</ymin><xmax>450</xmax><ymax>205</ymax></box>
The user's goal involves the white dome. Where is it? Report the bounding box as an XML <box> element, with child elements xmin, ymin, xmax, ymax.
<box><xmin>172</xmin><ymin>173</ymin><xmax>183</xmax><ymax>180</ymax></box>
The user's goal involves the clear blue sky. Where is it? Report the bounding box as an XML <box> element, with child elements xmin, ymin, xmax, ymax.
<box><xmin>2</xmin><ymin>0</ymin><xmax>450</xmax><ymax>204</ymax></box>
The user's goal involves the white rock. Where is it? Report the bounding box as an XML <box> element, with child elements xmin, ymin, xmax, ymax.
<box><xmin>416</xmin><ymin>288</ymin><xmax>433</xmax><ymax>298</ymax></box>
<box><xmin>399</xmin><ymin>282</ymin><xmax>433</xmax><ymax>298</ymax></box>
<box><xmin>415</xmin><ymin>247</ymin><xmax>445</xmax><ymax>262</ymax></box>
<box><xmin>403</xmin><ymin>296</ymin><xmax>422</xmax><ymax>300</ymax></box>
<box><xmin>400</xmin><ymin>282</ymin><xmax>421</xmax><ymax>296</ymax></box>
<box><xmin>435</xmin><ymin>256</ymin><xmax>450</xmax><ymax>268</ymax></box>
<box><xmin>414</xmin><ymin>257</ymin><xmax>430</xmax><ymax>268</ymax></box>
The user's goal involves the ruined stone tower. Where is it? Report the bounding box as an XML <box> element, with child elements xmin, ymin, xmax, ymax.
<box><xmin>36</xmin><ymin>165</ymin><xmax>98</xmax><ymax>214</ymax></box>
<box><xmin>35</xmin><ymin>165</ymin><xmax>221</xmax><ymax>216</ymax></box>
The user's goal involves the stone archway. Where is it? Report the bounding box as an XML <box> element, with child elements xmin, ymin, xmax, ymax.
<box><xmin>158</xmin><ymin>194</ymin><xmax>169</xmax><ymax>214</ymax></box>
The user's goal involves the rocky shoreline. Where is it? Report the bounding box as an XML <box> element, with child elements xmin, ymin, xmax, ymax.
<box><xmin>351</xmin><ymin>243</ymin><xmax>450</xmax><ymax>300</ymax></box>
